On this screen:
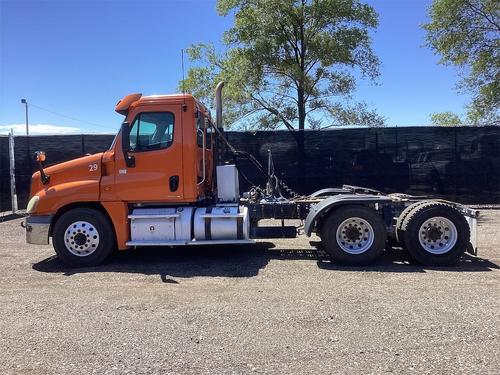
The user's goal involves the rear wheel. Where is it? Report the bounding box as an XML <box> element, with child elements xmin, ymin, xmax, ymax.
<box><xmin>320</xmin><ymin>206</ymin><xmax>387</xmax><ymax>265</ymax></box>
<box><xmin>395</xmin><ymin>201</ymin><xmax>429</xmax><ymax>245</ymax></box>
<box><xmin>52</xmin><ymin>208</ymin><xmax>115</xmax><ymax>267</ymax></box>
<box><xmin>401</xmin><ymin>202</ymin><xmax>469</xmax><ymax>266</ymax></box>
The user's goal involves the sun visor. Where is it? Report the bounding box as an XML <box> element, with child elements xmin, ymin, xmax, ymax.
<box><xmin>115</xmin><ymin>93</ymin><xmax>142</xmax><ymax>115</ymax></box>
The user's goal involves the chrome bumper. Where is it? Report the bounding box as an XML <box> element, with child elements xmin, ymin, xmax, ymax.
<box><xmin>25</xmin><ymin>215</ymin><xmax>53</xmax><ymax>245</ymax></box>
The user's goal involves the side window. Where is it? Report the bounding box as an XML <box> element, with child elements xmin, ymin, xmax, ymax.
<box><xmin>196</xmin><ymin>113</ymin><xmax>213</xmax><ymax>150</ymax></box>
<box><xmin>206</xmin><ymin>120</ymin><xmax>212</xmax><ymax>149</ymax></box>
<box><xmin>129</xmin><ymin>112</ymin><xmax>174</xmax><ymax>152</ymax></box>
<box><xmin>196</xmin><ymin>114</ymin><xmax>204</xmax><ymax>148</ymax></box>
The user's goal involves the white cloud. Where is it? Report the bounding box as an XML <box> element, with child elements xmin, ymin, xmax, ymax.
<box><xmin>0</xmin><ymin>124</ymin><xmax>81</xmax><ymax>135</ymax></box>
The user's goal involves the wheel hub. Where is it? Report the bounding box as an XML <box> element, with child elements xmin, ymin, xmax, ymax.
<box><xmin>425</xmin><ymin>226</ymin><xmax>443</xmax><ymax>242</ymax></box>
<box><xmin>74</xmin><ymin>233</ymin><xmax>87</xmax><ymax>246</ymax></box>
<box><xmin>344</xmin><ymin>226</ymin><xmax>362</xmax><ymax>242</ymax></box>
<box><xmin>63</xmin><ymin>221</ymin><xmax>100</xmax><ymax>257</ymax></box>
<box><xmin>418</xmin><ymin>216</ymin><xmax>457</xmax><ymax>255</ymax></box>
<box><xmin>336</xmin><ymin>217</ymin><xmax>375</xmax><ymax>254</ymax></box>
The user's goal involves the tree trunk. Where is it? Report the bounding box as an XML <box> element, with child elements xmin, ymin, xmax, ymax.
<box><xmin>297</xmin><ymin>85</ymin><xmax>306</xmax><ymax>165</ymax></box>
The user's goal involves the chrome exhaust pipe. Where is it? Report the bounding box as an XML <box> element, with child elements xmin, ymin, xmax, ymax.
<box><xmin>215</xmin><ymin>81</ymin><xmax>225</xmax><ymax>129</ymax></box>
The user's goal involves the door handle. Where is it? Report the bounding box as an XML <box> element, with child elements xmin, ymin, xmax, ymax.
<box><xmin>169</xmin><ymin>175</ymin><xmax>179</xmax><ymax>192</ymax></box>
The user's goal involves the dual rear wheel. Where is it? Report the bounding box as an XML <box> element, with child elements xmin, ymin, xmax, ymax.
<box><xmin>398</xmin><ymin>202</ymin><xmax>470</xmax><ymax>266</ymax></box>
<box><xmin>320</xmin><ymin>203</ymin><xmax>470</xmax><ymax>266</ymax></box>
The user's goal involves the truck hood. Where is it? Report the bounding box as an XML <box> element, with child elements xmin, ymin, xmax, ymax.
<box><xmin>31</xmin><ymin>153</ymin><xmax>104</xmax><ymax>196</ymax></box>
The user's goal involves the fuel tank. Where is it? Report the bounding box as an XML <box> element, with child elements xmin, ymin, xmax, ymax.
<box><xmin>194</xmin><ymin>205</ymin><xmax>250</xmax><ymax>241</ymax></box>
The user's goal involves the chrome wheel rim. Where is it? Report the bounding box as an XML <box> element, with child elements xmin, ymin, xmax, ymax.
<box><xmin>418</xmin><ymin>216</ymin><xmax>457</xmax><ymax>255</ymax></box>
<box><xmin>336</xmin><ymin>217</ymin><xmax>374</xmax><ymax>254</ymax></box>
<box><xmin>64</xmin><ymin>221</ymin><xmax>99</xmax><ymax>257</ymax></box>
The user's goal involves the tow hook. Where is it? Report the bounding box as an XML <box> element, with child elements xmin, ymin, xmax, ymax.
<box><xmin>20</xmin><ymin>220</ymin><xmax>31</xmax><ymax>232</ymax></box>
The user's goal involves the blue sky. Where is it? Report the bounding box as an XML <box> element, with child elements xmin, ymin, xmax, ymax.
<box><xmin>0</xmin><ymin>0</ymin><xmax>470</xmax><ymax>134</ymax></box>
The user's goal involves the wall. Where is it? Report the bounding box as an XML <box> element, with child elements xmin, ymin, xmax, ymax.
<box><xmin>1</xmin><ymin>126</ymin><xmax>499</xmax><ymax>211</ymax></box>
<box><xmin>0</xmin><ymin>136</ymin><xmax>11</xmax><ymax>211</ymax></box>
<box><xmin>0</xmin><ymin>134</ymin><xmax>114</xmax><ymax>211</ymax></box>
<box><xmin>225</xmin><ymin>127</ymin><xmax>500</xmax><ymax>204</ymax></box>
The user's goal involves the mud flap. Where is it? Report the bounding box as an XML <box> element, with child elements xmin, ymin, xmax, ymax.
<box><xmin>465</xmin><ymin>216</ymin><xmax>478</xmax><ymax>256</ymax></box>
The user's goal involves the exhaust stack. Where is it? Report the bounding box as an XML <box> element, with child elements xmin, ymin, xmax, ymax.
<box><xmin>215</xmin><ymin>81</ymin><xmax>224</xmax><ymax>129</ymax></box>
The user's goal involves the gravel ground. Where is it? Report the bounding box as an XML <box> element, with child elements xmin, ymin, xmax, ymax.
<box><xmin>0</xmin><ymin>210</ymin><xmax>499</xmax><ymax>374</ymax></box>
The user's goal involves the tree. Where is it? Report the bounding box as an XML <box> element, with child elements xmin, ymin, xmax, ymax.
<box><xmin>430</xmin><ymin>111</ymin><xmax>464</xmax><ymax>126</ymax></box>
<box><xmin>182</xmin><ymin>0</ymin><xmax>384</xmax><ymax>159</ymax></box>
<box><xmin>423</xmin><ymin>0</ymin><xmax>499</xmax><ymax>125</ymax></box>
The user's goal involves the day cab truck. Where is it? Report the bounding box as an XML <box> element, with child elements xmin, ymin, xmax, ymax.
<box><xmin>24</xmin><ymin>83</ymin><xmax>479</xmax><ymax>267</ymax></box>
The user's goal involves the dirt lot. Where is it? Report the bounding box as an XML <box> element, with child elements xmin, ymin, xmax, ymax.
<box><xmin>0</xmin><ymin>210</ymin><xmax>499</xmax><ymax>374</ymax></box>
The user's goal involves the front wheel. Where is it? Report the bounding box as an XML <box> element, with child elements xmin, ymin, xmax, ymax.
<box><xmin>52</xmin><ymin>208</ymin><xmax>115</xmax><ymax>267</ymax></box>
<box><xmin>320</xmin><ymin>206</ymin><xmax>387</xmax><ymax>265</ymax></box>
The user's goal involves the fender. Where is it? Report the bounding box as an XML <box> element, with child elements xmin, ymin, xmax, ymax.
<box><xmin>35</xmin><ymin>180</ymin><xmax>100</xmax><ymax>215</ymax></box>
<box><xmin>101</xmin><ymin>201</ymin><xmax>130</xmax><ymax>250</ymax></box>
<box><xmin>304</xmin><ymin>194</ymin><xmax>393</xmax><ymax>236</ymax></box>
<box><xmin>309</xmin><ymin>187</ymin><xmax>350</xmax><ymax>198</ymax></box>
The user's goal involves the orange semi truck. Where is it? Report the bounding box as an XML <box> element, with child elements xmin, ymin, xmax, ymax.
<box><xmin>24</xmin><ymin>82</ymin><xmax>478</xmax><ymax>267</ymax></box>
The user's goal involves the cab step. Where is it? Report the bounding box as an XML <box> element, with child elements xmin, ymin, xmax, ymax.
<box><xmin>126</xmin><ymin>239</ymin><xmax>255</xmax><ymax>247</ymax></box>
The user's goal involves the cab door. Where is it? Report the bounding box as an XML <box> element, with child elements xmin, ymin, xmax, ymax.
<box><xmin>114</xmin><ymin>104</ymin><xmax>184</xmax><ymax>202</ymax></box>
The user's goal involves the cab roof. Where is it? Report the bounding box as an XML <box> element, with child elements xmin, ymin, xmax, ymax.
<box><xmin>115</xmin><ymin>93</ymin><xmax>209</xmax><ymax>116</ymax></box>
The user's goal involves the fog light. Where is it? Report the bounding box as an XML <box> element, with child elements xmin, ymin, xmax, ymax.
<box><xmin>26</xmin><ymin>195</ymin><xmax>40</xmax><ymax>214</ymax></box>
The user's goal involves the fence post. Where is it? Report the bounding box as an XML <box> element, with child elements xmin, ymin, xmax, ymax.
<box><xmin>8</xmin><ymin>130</ymin><xmax>18</xmax><ymax>214</ymax></box>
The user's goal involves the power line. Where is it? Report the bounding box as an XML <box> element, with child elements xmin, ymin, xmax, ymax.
<box><xmin>29</xmin><ymin>103</ymin><xmax>116</xmax><ymax>131</ymax></box>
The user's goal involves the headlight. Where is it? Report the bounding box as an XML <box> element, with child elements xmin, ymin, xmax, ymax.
<box><xmin>26</xmin><ymin>195</ymin><xmax>40</xmax><ymax>214</ymax></box>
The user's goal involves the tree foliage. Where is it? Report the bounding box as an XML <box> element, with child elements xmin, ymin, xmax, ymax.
<box><xmin>423</xmin><ymin>0</ymin><xmax>499</xmax><ymax>125</ymax></box>
<box><xmin>430</xmin><ymin>111</ymin><xmax>464</xmax><ymax>126</ymax></box>
<box><xmin>182</xmin><ymin>0</ymin><xmax>383</xmax><ymax>135</ymax></box>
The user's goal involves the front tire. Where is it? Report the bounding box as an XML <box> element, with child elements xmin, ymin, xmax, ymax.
<box><xmin>320</xmin><ymin>206</ymin><xmax>387</xmax><ymax>265</ymax></box>
<box><xmin>52</xmin><ymin>208</ymin><xmax>115</xmax><ymax>267</ymax></box>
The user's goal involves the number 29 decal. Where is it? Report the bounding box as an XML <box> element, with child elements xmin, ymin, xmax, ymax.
<box><xmin>89</xmin><ymin>163</ymin><xmax>99</xmax><ymax>172</ymax></box>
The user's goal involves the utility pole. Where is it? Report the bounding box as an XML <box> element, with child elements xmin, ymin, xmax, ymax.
<box><xmin>21</xmin><ymin>99</ymin><xmax>29</xmax><ymax>136</ymax></box>
<box><xmin>21</xmin><ymin>98</ymin><xmax>30</xmax><ymax>160</ymax></box>
<box><xmin>8</xmin><ymin>129</ymin><xmax>18</xmax><ymax>214</ymax></box>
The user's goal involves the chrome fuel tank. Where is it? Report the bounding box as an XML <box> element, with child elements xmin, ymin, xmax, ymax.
<box><xmin>194</xmin><ymin>205</ymin><xmax>249</xmax><ymax>241</ymax></box>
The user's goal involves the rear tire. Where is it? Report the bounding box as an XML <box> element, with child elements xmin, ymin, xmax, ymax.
<box><xmin>401</xmin><ymin>202</ymin><xmax>469</xmax><ymax>266</ymax></box>
<box><xmin>320</xmin><ymin>206</ymin><xmax>387</xmax><ymax>266</ymax></box>
<box><xmin>395</xmin><ymin>201</ymin><xmax>429</xmax><ymax>245</ymax></box>
<box><xmin>52</xmin><ymin>208</ymin><xmax>115</xmax><ymax>267</ymax></box>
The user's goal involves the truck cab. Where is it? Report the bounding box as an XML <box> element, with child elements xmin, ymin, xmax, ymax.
<box><xmin>110</xmin><ymin>93</ymin><xmax>215</xmax><ymax>204</ymax></box>
<box><xmin>25</xmin><ymin>92</ymin><xmax>245</xmax><ymax>265</ymax></box>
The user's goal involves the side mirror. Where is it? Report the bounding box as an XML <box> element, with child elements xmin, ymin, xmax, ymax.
<box><xmin>33</xmin><ymin>151</ymin><xmax>50</xmax><ymax>185</ymax></box>
<box><xmin>120</xmin><ymin>122</ymin><xmax>135</xmax><ymax>168</ymax></box>
<box><xmin>34</xmin><ymin>151</ymin><xmax>46</xmax><ymax>163</ymax></box>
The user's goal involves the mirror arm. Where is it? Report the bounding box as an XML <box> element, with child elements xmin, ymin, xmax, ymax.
<box><xmin>33</xmin><ymin>151</ymin><xmax>50</xmax><ymax>185</ymax></box>
<box><xmin>39</xmin><ymin>166</ymin><xmax>50</xmax><ymax>185</ymax></box>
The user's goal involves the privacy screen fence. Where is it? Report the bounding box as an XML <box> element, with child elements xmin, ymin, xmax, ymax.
<box><xmin>1</xmin><ymin>126</ymin><xmax>499</xmax><ymax>212</ymax></box>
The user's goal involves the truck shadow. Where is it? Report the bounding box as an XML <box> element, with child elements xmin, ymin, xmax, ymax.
<box><xmin>316</xmin><ymin>248</ymin><xmax>499</xmax><ymax>273</ymax></box>
<box><xmin>32</xmin><ymin>242</ymin><xmax>498</xmax><ymax>279</ymax></box>
<box><xmin>33</xmin><ymin>242</ymin><xmax>277</xmax><ymax>278</ymax></box>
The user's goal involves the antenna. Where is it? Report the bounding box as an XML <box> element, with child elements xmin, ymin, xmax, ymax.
<box><xmin>181</xmin><ymin>49</ymin><xmax>187</xmax><ymax>111</ymax></box>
